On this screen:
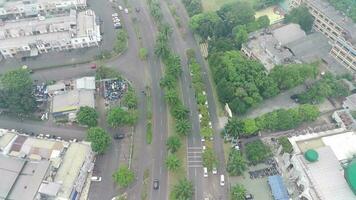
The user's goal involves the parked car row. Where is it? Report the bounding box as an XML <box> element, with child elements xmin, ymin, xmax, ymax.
<box><xmin>111</xmin><ymin>13</ymin><xmax>122</xmax><ymax>29</ymax></box>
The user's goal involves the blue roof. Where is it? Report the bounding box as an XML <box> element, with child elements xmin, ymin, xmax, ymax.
<box><xmin>268</xmin><ymin>175</ymin><xmax>290</xmax><ymax>200</ymax></box>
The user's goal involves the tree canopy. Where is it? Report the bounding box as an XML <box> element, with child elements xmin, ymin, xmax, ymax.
<box><xmin>112</xmin><ymin>165</ymin><xmax>135</xmax><ymax>188</ymax></box>
<box><xmin>165</xmin><ymin>154</ymin><xmax>181</xmax><ymax>171</ymax></box>
<box><xmin>76</xmin><ymin>106</ymin><xmax>98</xmax><ymax>127</ymax></box>
<box><xmin>0</xmin><ymin>68</ymin><xmax>35</xmax><ymax>114</ymax></box>
<box><xmin>182</xmin><ymin>0</ymin><xmax>202</xmax><ymax>16</ymax></box>
<box><xmin>171</xmin><ymin>178</ymin><xmax>194</xmax><ymax>200</ymax></box>
<box><xmin>245</xmin><ymin>140</ymin><xmax>271</xmax><ymax>164</ymax></box>
<box><xmin>285</xmin><ymin>5</ymin><xmax>314</xmax><ymax>32</ymax></box>
<box><xmin>230</xmin><ymin>184</ymin><xmax>247</xmax><ymax>200</ymax></box>
<box><xmin>166</xmin><ymin>135</ymin><xmax>182</xmax><ymax>153</ymax></box>
<box><xmin>227</xmin><ymin>149</ymin><xmax>247</xmax><ymax>176</ymax></box>
<box><xmin>107</xmin><ymin>107</ymin><xmax>138</xmax><ymax>127</ymax></box>
<box><xmin>202</xmin><ymin>147</ymin><xmax>218</xmax><ymax>171</ymax></box>
<box><xmin>86</xmin><ymin>127</ymin><xmax>111</xmax><ymax>153</ymax></box>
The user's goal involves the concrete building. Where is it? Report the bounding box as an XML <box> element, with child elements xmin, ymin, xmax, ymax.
<box><xmin>0</xmin><ymin>9</ymin><xmax>101</xmax><ymax>59</ymax></box>
<box><xmin>281</xmin><ymin>128</ymin><xmax>356</xmax><ymax>200</ymax></box>
<box><xmin>0</xmin><ymin>0</ymin><xmax>87</xmax><ymax>20</ymax></box>
<box><xmin>241</xmin><ymin>23</ymin><xmax>306</xmax><ymax>71</ymax></box>
<box><xmin>290</xmin><ymin>0</ymin><xmax>356</xmax><ymax>71</ymax></box>
<box><xmin>0</xmin><ymin>128</ymin><xmax>95</xmax><ymax>200</ymax></box>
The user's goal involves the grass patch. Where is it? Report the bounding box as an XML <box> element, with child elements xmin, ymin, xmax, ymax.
<box><xmin>146</xmin><ymin>86</ymin><xmax>153</xmax><ymax>144</ymax></box>
<box><xmin>141</xmin><ymin>169</ymin><xmax>150</xmax><ymax>200</ymax></box>
<box><xmin>114</xmin><ymin>29</ymin><xmax>128</xmax><ymax>54</ymax></box>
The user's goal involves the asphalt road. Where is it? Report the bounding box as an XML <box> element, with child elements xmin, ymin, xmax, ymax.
<box><xmin>159</xmin><ymin>0</ymin><xmax>229</xmax><ymax>198</ymax></box>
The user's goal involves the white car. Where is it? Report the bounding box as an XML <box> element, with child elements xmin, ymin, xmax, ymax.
<box><xmin>212</xmin><ymin>167</ymin><xmax>217</xmax><ymax>174</ymax></box>
<box><xmin>118</xmin><ymin>5</ymin><xmax>123</xmax><ymax>10</ymax></box>
<box><xmin>202</xmin><ymin>145</ymin><xmax>206</xmax><ymax>152</ymax></box>
<box><xmin>203</xmin><ymin>167</ymin><xmax>208</xmax><ymax>177</ymax></box>
<box><xmin>201</xmin><ymin>137</ymin><xmax>205</xmax><ymax>142</ymax></box>
<box><xmin>91</xmin><ymin>176</ymin><xmax>102</xmax><ymax>182</ymax></box>
<box><xmin>220</xmin><ymin>174</ymin><xmax>225</xmax><ymax>186</ymax></box>
<box><xmin>124</xmin><ymin>8</ymin><xmax>129</xmax><ymax>14</ymax></box>
<box><xmin>112</xmin><ymin>13</ymin><xmax>118</xmax><ymax>17</ymax></box>
<box><xmin>113</xmin><ymin>18</ymin><xmax>120</xmax><ymax>23</ymax></box>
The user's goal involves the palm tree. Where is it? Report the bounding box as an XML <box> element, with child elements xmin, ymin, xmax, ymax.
<box><xmin>154</xmin><ymin>40</ymin><xmax>169</xmax><ymax>58</ymax></box>
<box><xmin>175</xmin><ymin>119</ymin><xmax>191</xmax><ymax>137</ymax></box>
<box><xmin>164</xmin><ymin>89</ymin><xmax>179</xmax><ymax>105</ymax></box>
<box><xmin>227</xmin><ymin>150</ymin><xmax>247</xmax><ymax>176</ymax></box>
<box><xmin>172</xmin><ymin>103</ymin><xmax>189</xmax><ymax>120</ymax></box>
<box><xmin>159</xmin><ymin>23</ymin><xmax>172</xmax><ymax>41</ymax></box>
<box><xmin>172</xmin><ymin>178</ymin><xmax>194</xmax><ymax>200</ymax></box>
<box><xmin>230</xmin><ymin>184</ymin><xmax>246</xmax><ymax>200</ymax></box>
<box><xmin>165</xmin><ymin>154</ymin><xmax>181</xmax><ymax>171</ymax></box>
<box><xmin>166</xmin><ymin>135</ymin><xmax>182</xmax><ymax>153</ymax></box>
<box><xmin>225</xmin><ymin>117</ymin><xmax>242</xmax><ymax>138</ymax></box>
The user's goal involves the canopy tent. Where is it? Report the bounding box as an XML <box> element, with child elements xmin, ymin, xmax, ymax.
<box><xmin>345</xmin><ymin>160</ymin><xmax>356</xmax><ymax>195</ymax></box>
<box><xmin>304</xmin><ymin>149</ymin><xmax>319</xmax><ymax>162</ymax></box>
<box><xmin>268</xmin><ymin>175</ymin><xmax>290</xmax><ymax>200</ymax></box>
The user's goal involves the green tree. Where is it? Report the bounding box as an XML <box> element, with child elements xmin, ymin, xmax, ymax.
<box><xmin>245</xmin><ymin>140</ymin><xmax>271</xmax><ymax>164</ymax></box>
<box><xmin>285</xmin><ymin>5</ymin><xmax>314</xmax><ymax>32</ymax></box>
<box><xmin>171</xmin><ymin>178</ymin><xmax>194</xmax><ymax>200</ymax></box>
<box><xmin>166</xmin><ymin>135</ymin><xmax>182</xmax><ymax>153</ymax></box>
<box><xmin>165</xmin><ymin>154</ymin><xmax>181</xmax><ymax>171</ymax></box>
<box><xmin>189</xmin><ymin>12</ymin><xmax>221</xmax><ymax>39</ymax></box>
<box><xmin>230</xmin><ymin>184</ymin><xmax>246</xmax><ymax>200</ymax></box>
<box><xmin>172</xmin><ymin>103</ymin><xmax>189</xmax><ymax>120</ymax></box>
<box><xmin>0</xmin><ymin>68</ymin><xmax>35</xmax><ymax>114</ymax></box>
<box><xmin>277</xmin><ymin>136</ymin><xmax>293</xmax><ymax>153</ymax></box>
<box><xmin>76</xmin><ymin>106</ymin><xmax>98</xmax><ymax>127</ymax></box>
<box><xmin>202</xmin><ymin>147</ymin><xmax>218</xmax><ymax>171</ymax></box>
<box><xmin>175</xmin><ymin>119</ymin><xmax>191</xmax><ymax>136</ymax></box>
<box><xmin>201</xmin><ymin>127</ymin><xmax>214</xmax><ymax>139</ymax></box>
<box><xmin>114</xmin><ymin>30</ymin><xmax>128</xmax><ymax>54</ymax></box>
<box><xmin>242</xmin><ymin>119</ymin><xmax>259</xmax><ymax>135</ymax></box>
<box><xmin>233</xmin><ymin>25</ymin><xmax>248</xmax><ymax>49</ymax></box>
<box><xmin>165</xmin><ymin>89</ymin><xmax>180</xmax><ymax>105</ymax></box>
<box><xmin>95</xmin><ymin>65</ymin><xmax>122</xmax><ymax>80</ymax></box>
<box><xmin>122</xmin><ymin>88</ymin><xmax>138</xmax><ymax>109</ymax></box>
<box><xmin>227</xmin><ymin>150</ymin><xmax>247</xmax><ymax>176</ymax></box>
<box><xmin>107</xmin><ymin>107</ymin><xmax>138</xmax><ymax>127</ymax></box>
<box><xmin>139</xmin><ymin>48</ymin><xmax>148</xmax><ymax>60</ymax></box>
<box><xmin>225</xmin><ymin>117</ymin><xmax>243</xmax><ymax>138</ymax></box>
<box><xmin>112</xmin><ymin>165</ymin><xmax>135</xmax><ymax>188</ymax></box>
<box><xmin>256</xmin><ymin>15</ymin><xmax>270</xmax><ymax>28</ymax></box>
<box><xmin>86</xmin><ymin>127</ymin><xmax>111</xmax><ymax>153</ymax></box>
<box><xmin>182</xmin><ymin>0</ymin><xmax>202</xmax><ymax>16</ymax></box>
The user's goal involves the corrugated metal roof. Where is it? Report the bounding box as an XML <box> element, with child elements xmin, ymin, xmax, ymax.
<box><xmin>268</xmin><ymin>175</ymin><xmax>289</xmax><ymax>200</ymax></box>
<box><xmin>345</xmin><ymin>160</ymin><xmax>356</xmax><ymax>195</ymax></box>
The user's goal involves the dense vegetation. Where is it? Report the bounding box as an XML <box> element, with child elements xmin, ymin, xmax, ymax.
<box><xmin>295</xmin><ymin>73</ymin><xmax>349</xmax><ymax>104</ymax></box>
<box><xmin>86</xmin><ymin>127</ymin><xmax>111</xmax><ymax>154</ymax></box>
<box><xmin>277</xmin><ymin>136</ymin><xmax>293</xmax><ymax>153</ymax></box>
<box><xmin>107</xmin><ymin>107</ymin><xmax>138</xmax><ymax>127</ymax></box>
<box><xmin>224</xmin><ymin>104</ymin><xmax>320</xmax><ymax>138</ymax></box>
<box><xmin>182</xmin><ymin>0</ymin><xmax>203</xmax><ymax>16</ymax></box>
<box><xmin>209</xmin><ymin>50</ymin><xmax>317</xmax><ymax>114</ymax></box>
<box><xmin>245</xmin><ymin>140</ymin><xmax>272</xmax><ymax>164</ymax></box>
<box><xmin>230</xmin><ymin>184</ymin><xmax>247</xmax><ymax>200</ymax></box>
<box><xmin>0</xmin><ymin>68</ymin><xmax>35</xmax><ymax>114</ymax></box>
<box><xmin>171</xmin><ymin>178</ymin><xmax>194</xmax><ymax>200</ymax></box>
<box><xmin>112</xmin><ymin>165</ymin><xmax>135</xmax><ymax>188</ymax></box>
<box><xmin>227</xmin><ymin>149</ymin><xmax>247</xmax><ymax>176</ymax></box>
<box><xmin>76</xmin><ymin>106</ymin><xmax>98</xmax><ymax>127</ymax></box>
<box><xmin>285</xmin><ymin>5</ymin><xmax>314</xmax><ymax>32</ymax></box>
<box><xmin>327</xmin><ymin>0</ymin><xmax>356</xmax><ymax>22</ymax></box>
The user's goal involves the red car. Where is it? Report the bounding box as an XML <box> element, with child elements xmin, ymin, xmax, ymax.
<box><xmin>90</xmin><ymin>63</ymin><xmax>97</xmax><ymax>69</ymax></box>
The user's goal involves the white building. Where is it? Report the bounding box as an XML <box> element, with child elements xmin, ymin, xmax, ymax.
<box><xmin>0</xmin><ymin>0</ymin><xmax>87</xmax><ymax>20</ymax></box>
<box><xmin>0</xmin><ymin>9</ymin><xmax>101</xmax><ymax>58</ymax></box>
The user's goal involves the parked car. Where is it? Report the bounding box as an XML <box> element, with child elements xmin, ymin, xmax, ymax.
<box><xmin>203</xmin><ymin>167</ymin><xmax>208</xmax><ymax>177</ymax></box>
<box><xmin>220</xmin><ymin>175</ymin><xmax>225</xmax><ymax>186</ymax></box>
<box><xmin>118</xmin><ymin>5</ymin><xmax>123</xmax><ymax>10</ymax></box>
<box><xmin>212</xmin><ymin>167</ymin><xmax>217</xmax><ymax>175</ymax></box>
<box><xmin>124</xmin><ymin>8</ymin><xmax>129</xmax><ymax>14</ymax></box>
<box><xmin>153</xmin><ymin>179</ymin><xmax>159</xmax><ymax>190</ymax></box>
<box><xmin>245</xmin><ymin>194</ymin><xmax>254</xmax><ymax>200</ymax></box>
<box><xmin>114</xmin><ymin>133</ymin><xmax>125</xmax><ymax>140</ymax></box>
<box><xmin>91</xmin><ymin>176</ymin><xmax>102</xmax><ymax>182</ymax></box>
<box><xmin>114</xmin><ymin>22</ymin><xmax>122</xmax><ymax>29</ymax></box>
<box><xmin>112</xmin><ymin>13</ymin><xmax>118</xmax><ymax>17</ymax></box>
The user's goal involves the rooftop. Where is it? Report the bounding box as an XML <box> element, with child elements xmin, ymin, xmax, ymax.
<box><xmin>300</xmin><ymin>146</ymin><xmax>355</xmax><ymax>200</ymax></box>
<box><xmin>268</xmin><ymin>175</ymin><xmax>290</xmax><ymax>200</ymax></box>
<box><xmin>75</xmin><ymin>76</ymin><xmax>96</xmax><ymax>90</ymax></box>
<box><xmin>308</xmin><ymin>0</ymin><xmax>356</xmax><ymax>44</ymax></box>
<box><xmin>0</xmin><ymin>154</ymin><xmax>50</xmax><ymax>200</ymax></box>
<box><xmin>52</xmin><ymin>89</ymin><xmax>95</xmax><ymax>114</ymax></box>
<box><xmin>271</xmin><ymin>23</ymin><xmax>306</xmax><ymax>45</ymax></box>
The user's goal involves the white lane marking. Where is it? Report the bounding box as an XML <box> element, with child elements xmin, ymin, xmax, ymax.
<box><xmin>194</xmin><ymin>168</ymin><xmax>197</xmax><ymax>177</ymax></box>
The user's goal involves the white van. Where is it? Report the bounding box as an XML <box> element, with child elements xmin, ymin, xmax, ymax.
<box><xmin>220</xmin><ymin>174</ymin><xmax>225</xmax><ymax>186</ymax></box>
<box><xmin>203</xmin><ymin>167</ymin><xmax>208</xmax><ymax>177</ymax></box>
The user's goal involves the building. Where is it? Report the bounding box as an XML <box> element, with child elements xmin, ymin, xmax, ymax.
<box><xmin>0</xmin><ymin>9</ymin><xmax>101</xmax><ymax>59</ymax></box>
<box><xmin>343</xmin><ymin>94</ymin><xmax>356</xmax><ymax>111</ymax></box>
<box><xmin>281</xmin><ymin>128</ymin><xmax>356</xmax><ymax>200</ymax></box>
<box><xmin>0</xmin><ymin>0</ymin><xmax>87</xmax><ymax>20</ymax></box>
<box><xmin>241</xmin><ymin>23</ymin><xmax>305</xmax><ymax>71</ymax></box>
<box><xmin>52</xmin><ymin>89</ymin><xmax>95</xmax><ymax>120</ymax></box>
<box><xmin>290</xmin><ymin>0</ymin><xmax>356</xmax><ymax>71</ymax></box>
<box><xmin>268</xmin><ymin>175</ymin><xmax>290</xmax><ymax>200</ymax></box>
<box><xmin>0</xmin><ymin>154</ymin><xmax>51</xmax><ymax>200</ymax></box>
<box><xmin>0</xmin><ymin>128</ymin><xmax>95</xmax><ymax>200</ymax></box>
